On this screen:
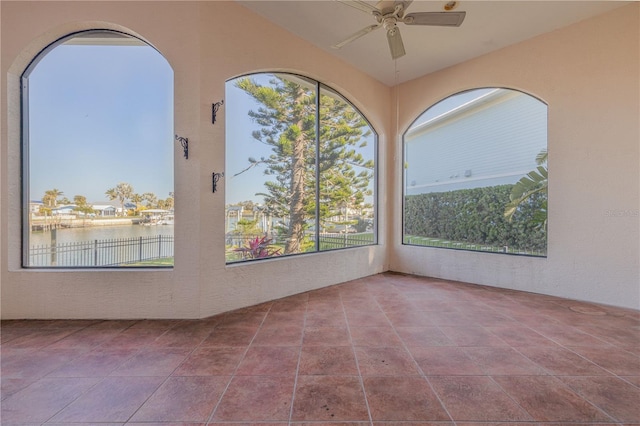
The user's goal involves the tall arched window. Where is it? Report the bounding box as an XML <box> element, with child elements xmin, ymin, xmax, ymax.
<box><xmin>403</xmin><ymin>88</ymin><xmax>547</xmax><ymax>256</ymax></box>
<box><xmin>22</xmin><ymin>30</ymin><xmax>174</xmax><ymax>268</ymax></box>
<box><xmin>225</xmin><ymin>73</ymin><xmax>377</xmax><ymax>263</ymax></box>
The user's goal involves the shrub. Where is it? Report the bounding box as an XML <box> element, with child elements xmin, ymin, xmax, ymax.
<box><xmin>404</xmin><ymin>185</ymin><xmax>546</xmax><ymax>253</ymax></box>
<box><xmin>234</xmin><ymin>236</ymin><xmax>282</xmax><ymax>260</ymax></box>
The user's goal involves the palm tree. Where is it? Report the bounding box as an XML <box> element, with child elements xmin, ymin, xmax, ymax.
<box><xmin>73</xmin><ymin>194</ymin><xmax>90</xmax><ymax>210</ymax></box>
<box><xmin>105</xmin><ymin>183</ymin><xmax>134</xmax><ymax>216</ymax></box>
<box><xmin>73</xmin><ymin>194</ymin><xmax>94</xmax><ymax>223</ymax></box>
<box><xmin>142</xmin><ymin>192</ymin><xmax>157</xmax><ymax>209</ymax></box>
<box><xmin>130</xmin><ymin>193</ymin><xmax>143</xmax><ymax>215</ymax></box>
<box><xmin>42</xmin><ymin>188</ymin><xmax>63</xmax><ymax>208</ymax></box>
<box><xmin>165</xmin><ymin>192</ymin><xmax>175</xmax><ymax>210</ymax></box>
<box><xmin>504</xmin><ymin>149</ymin><xmax>548</xmax><ymax>230</ymax></box>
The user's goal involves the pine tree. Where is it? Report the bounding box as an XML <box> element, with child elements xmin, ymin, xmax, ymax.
<box><xmin>234</xmin><ymin>74</ymin><xmax>374</xmax><ymax>254</ymax></box>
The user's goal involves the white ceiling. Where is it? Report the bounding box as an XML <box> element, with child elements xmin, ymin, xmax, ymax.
<box><xmin>237</xmin><ymin>1</ymin><xmax>629</xmax><ymax>86</ymax></box>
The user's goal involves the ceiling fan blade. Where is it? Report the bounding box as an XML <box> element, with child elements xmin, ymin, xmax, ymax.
<box><xmin>332</xmin><ymin>24</ymin><xmax>381</xmax><ymax>49</ymax></box>
<box><xmin>403</xmin><ymin>11</ymin><xmax>466</xmax><ymax>27</ymax></box>
<box><xmin>336</xmin><ymin>0</ymin><xmax>379</xmax><ymax>15</ymax></box>
<box><xmin>386</xmin><ymin>26</ymin><xmax>405</xmax><ymax>59</ymax></box>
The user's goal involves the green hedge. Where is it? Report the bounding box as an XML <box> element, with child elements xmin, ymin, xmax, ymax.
<box><xmin>404</xmin><ymin>185</ymin><xmax>546</xmax><ymax>254</ymax></box>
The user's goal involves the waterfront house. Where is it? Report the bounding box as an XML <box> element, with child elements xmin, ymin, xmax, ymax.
<box><xmin>50</xmin><ymin>205</ymin><xmax>76</xmax><ymax>215</ymax></box>
<box><xmin>28</xmin><ymin>200</ymin><xmax>43</xmax><ymax>214</ymax></box>
<box><xmin>91</xmin><ymin>204</ymin><xmax>117</xmax><ymax>217</ymax></box>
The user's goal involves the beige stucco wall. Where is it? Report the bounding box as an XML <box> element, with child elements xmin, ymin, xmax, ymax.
<box><xmin>0</xmin><ymin>1</ymin><xmax>390</xmax><ymax>319</ymax></box>
<box><xmin>1</xmin><ymin>2</ymin><xmax>638</xmax><ymax>319</ymax></box>
<box><xmin>391</xmin><ymin>4</ymin><xmax>640</xmax><ymax>310</ymax></box>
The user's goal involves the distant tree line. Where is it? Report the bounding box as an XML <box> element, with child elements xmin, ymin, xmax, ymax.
<box><xmin>38</xmin><ymin>184</ymin><xmax>174</xmax><ymax>217</ymax></box>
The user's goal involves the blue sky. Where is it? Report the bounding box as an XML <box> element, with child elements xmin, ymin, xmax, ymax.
<box><xmin>225</xmin><ymin>75</ymin><xmax>275</xmax><ymax>205</ymax></box>
<box><xmin>28</xmin><ymin>46</ymin><xmax>312</xmax><ymax>207</ymax></box>
<box><xmin>27</xmin><ymin>43</ymin><xmax>174</xmax><ymax>203</ymax></box>
<box><xmin>28</xmin><ymin>44</ymin><xmax>377</xmax><ymax>208</ymax></box>
<box><xmin>411</xmin><ymin>88</ymin><xmax>495</xmax><ymax>126</ymax></box>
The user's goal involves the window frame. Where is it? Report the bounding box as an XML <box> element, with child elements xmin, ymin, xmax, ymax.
<box><xmin>20</xmin><ymin>29</ymin><xmax>175</xmax><ymax>269</ymax></box>
<box><xmin>401</xmin><ymin>87</ymin><xmax>548</xmax><ymax>257</ymax></box>
<box><xmin>224</xmin><ymin>72</ymin><xmax>378</xmax><ymax>264</ymax></box>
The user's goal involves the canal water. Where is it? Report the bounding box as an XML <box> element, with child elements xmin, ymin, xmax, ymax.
<box><xmin>29</xmin><ymin>224</ymin><xmax>174</xmax><ymax>247</ymax></box>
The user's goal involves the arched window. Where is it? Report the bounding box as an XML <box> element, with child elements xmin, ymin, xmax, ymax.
<box><xmin>22</xmin><ymin>30</ymin><xmax>174</xmax><ymax>267</ymax></box>
<box><xmin>403</xmin><ymin>88</ymin><xmax>547</xmax><ymax>256</ymax></box>
<box><xmin>225</xmin><ymin>73</ymin><xmax>377</xmax><ymax>263</ymax></box>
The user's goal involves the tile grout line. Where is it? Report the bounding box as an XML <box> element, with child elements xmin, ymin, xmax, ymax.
<box><xmin>206</xmin><ymin>308</ymin><xmax>273</xmax><ymax>425</ymax></box>
<box><xmin>436</xmin><ymin>293</ymin><xmax>557</xmax><ymax>424</ymax></box>
<box><xmin>457</xmin><ymin>290</ymin><xmax>622</xmax><ymax>424</ymax></box>
<box><xmin>371</xmin><ymin>275</ymin><xmax>457</xmax><ymax>425</ymax></box>
<box><xmin>287</xmin><ymin>297</ymin><xmax>309</xmax><ymax>425</ymax></box>
<box><xmin>3</xmin><ymin>275</ymin><xmax>638</xmax><ymax>425</ymax></box>
<box><xmin>122</xmin><ymin>318</ymin><xmax>211</xmax><ymax>424</ymax></box>
<box><xmin>341</xmin><ymin>288</ymin><xmax>375</xmax><ymax>426</ymax></box>
<box><xmin>555</xmin><ymin>374</ymin><xmax>636</xmax><ymax>423</ymax></box>
<box><xmin>37</xmin><ymin>319</ymin><xmax>147</xmax><ymax>424</ymax></box>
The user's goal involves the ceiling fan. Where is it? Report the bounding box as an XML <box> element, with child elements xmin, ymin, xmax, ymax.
<box><xmin>333</xmin><ymin>0</ymin><xmax>466</xmax><ymax>59</ymax></box>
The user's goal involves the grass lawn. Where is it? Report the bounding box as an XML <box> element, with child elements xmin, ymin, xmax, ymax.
<box><xmin>403</xmin><ymin>235</ymin><xmax>545</xmax><ymax>256</ymax></box>
<box><xmin>125</xmin><ymin>257</ymin><xmax>174</xmax><ymax>266</ymax></box>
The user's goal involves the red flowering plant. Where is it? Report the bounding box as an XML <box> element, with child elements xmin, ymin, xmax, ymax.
<box><xmin>234</xmin><ymin>235</ymin><xmax>282</xmax><ymax>260</ymax></box>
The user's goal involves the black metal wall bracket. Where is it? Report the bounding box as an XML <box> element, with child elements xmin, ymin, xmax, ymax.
<box><xmin>212</xmin><ymin>171</ymin><xmax>224</xmax><ymax>193</ymax></box>
<box><xmin>175</xmin><ymin>134</ymin><xmax>188</xmax><ymax>159</ymax></box>
<box><xmin>212</xmin><ymin>100</ymin><xmax>224</xmax><ymax>124</ymax></box>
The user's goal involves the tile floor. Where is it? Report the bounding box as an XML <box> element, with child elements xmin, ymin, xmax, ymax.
<box><xmin>1</xmin><ymin>272</ymin><xmax>639</xmax><ymax>425</ymax></box>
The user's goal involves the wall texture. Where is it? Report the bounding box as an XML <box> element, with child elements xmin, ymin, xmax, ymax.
<box><xmin>0</xmin><ymin>1</ymin><xmax>390</xmax><ymax>319</ymax></box>
<box><xmin>391</xmin><ymin>4</ymin><xmax>639</xmax><ymax>310</ymax></box>
<box><xmin>1</xmin><ymin>2</ymin><xmax>638</xmax><ymax>319</ymax></box>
